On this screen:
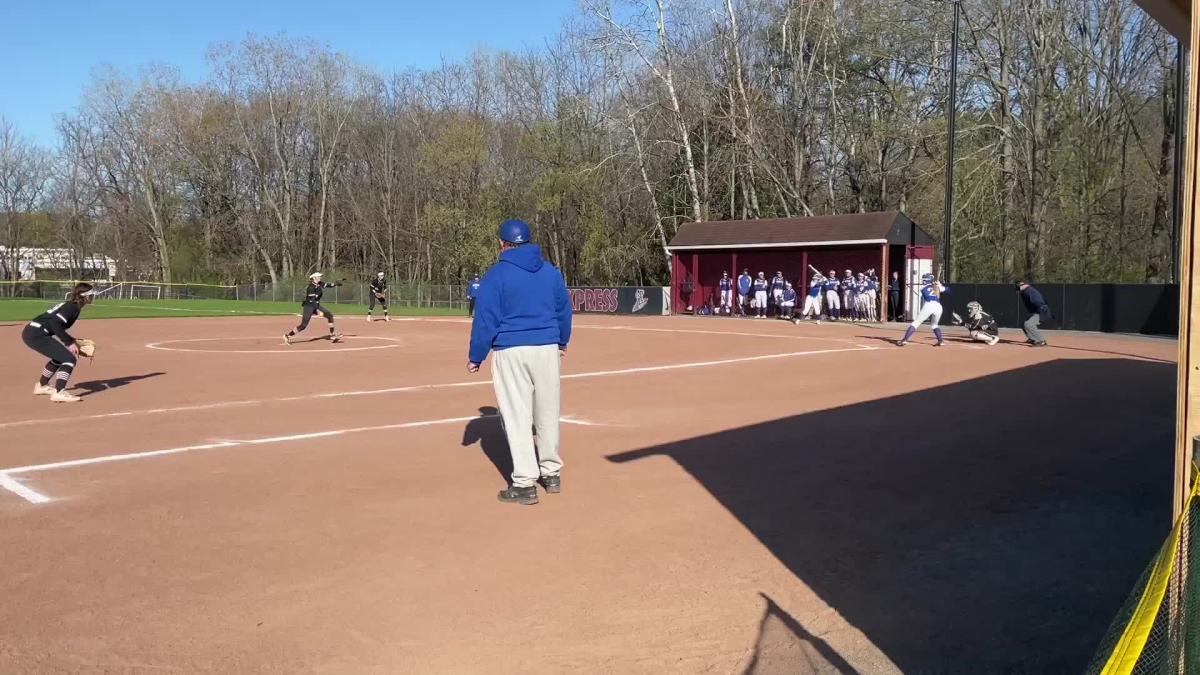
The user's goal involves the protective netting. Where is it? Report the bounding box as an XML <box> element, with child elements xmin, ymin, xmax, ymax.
<box><xmin>1085</xmin><ymin>475</ymin><xmax>1200</xmax><ymax>674</ymax></box>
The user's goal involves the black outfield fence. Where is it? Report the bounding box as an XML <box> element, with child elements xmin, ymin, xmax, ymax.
<box><xmin>943</xmin><ymin>284</ymin><xmax>1179</xmax><ymax>336</ymax></box>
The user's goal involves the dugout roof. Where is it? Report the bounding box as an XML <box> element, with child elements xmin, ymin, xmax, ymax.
<box><xmin>666</xmin><ymin>211</ymin><xmax>934</xmax><ymax>251</ymax></box>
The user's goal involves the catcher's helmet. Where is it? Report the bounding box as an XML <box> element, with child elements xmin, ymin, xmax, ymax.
<box><xmin>499</xmin><ymin>219</ymin><xmax>531</xmax><ymax>244</ymax></box>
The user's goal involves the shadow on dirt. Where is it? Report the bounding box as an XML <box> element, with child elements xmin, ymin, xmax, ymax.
<box><xmin>610</xmin><ymin>358</ymin><xmax>1174</xmax><ymax>673</ymax></box>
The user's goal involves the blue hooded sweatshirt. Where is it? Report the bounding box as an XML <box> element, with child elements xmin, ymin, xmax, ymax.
<box><xmin>468</xmin><ymin>244</ymin><xmax>572</xmax><ymax>365</ymax></box>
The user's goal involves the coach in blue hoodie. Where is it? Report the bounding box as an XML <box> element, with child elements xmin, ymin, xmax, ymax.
<box><xmin>468</xmin><ymin>219</ymin><xmax>573</xmax><ymax>505</ymax></box>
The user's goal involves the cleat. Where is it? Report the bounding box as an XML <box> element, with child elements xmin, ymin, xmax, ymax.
<box><xmin>50</xmin><ymin>391</ymin><xmax>81</xmax><ymax>403</ymax></box>
<box><xmin>33</xmin><ymin>383</ymin><xmax>55</xmax><ymax>396</ymax></box>
<box><xmin>934</xmin><ymin>342</ymin><xmax>944</xmax><ymax>347</ymax></box>
<box><xmin>385</xmin><ymin>316</ymin><xmax>391</xmax><ymax>322</ymax></box>
<box><xmin>331</xmin><ymin>333</ymin><xmax>344</xmax><ymax>343</ymax></box>
<box><xmin>541</xmin><ymin>475</ymin><xmax>561</xmax><ymax>494</ymax></box>
<box><xmin>896</xmin><ymin>340</ymin><xmax>907</xmax><ymax>347</ymax></box>
<box><xmin>283</xmin><ymin>333</ymin><xmax>291</xmax><ymax>345</ymax></box>
<box><xmin>1031</xmin><ymin>340</ymin><xmax>1048</xmax><ymax>347</ymax></box>
<box><xmin>498</xmin><ymin>485</ymin><xmax>538</xmax><ymax>505</ymax></box>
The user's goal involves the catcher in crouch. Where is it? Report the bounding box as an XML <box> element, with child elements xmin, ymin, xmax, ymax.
<box><xmin>22</xmin><ymin>282</ymin><xmax>96</xmax><ymax>403</ymax></box>
<box><xmin>284</xmin><ymin>272</ymin><xmax>344</xmax><ymax>344</ymax></box>
<box><xmin>952</xmin><ymin>301</ymin><xmax>1001</xmax><ymax>345</ymax></box>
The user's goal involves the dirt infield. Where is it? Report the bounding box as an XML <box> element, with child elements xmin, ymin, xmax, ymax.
<box><xmin>0</xmin><ymin>313</ymin><xmax>1177</xmax><ymax>673</ymax></box>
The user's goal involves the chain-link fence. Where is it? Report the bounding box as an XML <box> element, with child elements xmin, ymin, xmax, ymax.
<box><xmin>235</xmin><ymin>282</ymin><xmax>470</xmax><ymax>309</ymax></box>
<box><xmin>0</xmin><ymin>280</ymin><xmax>237</xmax><ymax>301</ymax></box>
<box><xmin>1085</xmin><ymin>463</ymin><xmax>1200</xmax><ymax>674</ymax></box>
<box><xmin>0</xmin><ymin>279</ymin><xmax>471</xmax><ymax>310</ymax></box>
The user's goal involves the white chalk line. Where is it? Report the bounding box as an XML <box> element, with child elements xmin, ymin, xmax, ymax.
<box><xmin>0</xmin><ymin>345</ymin><xmax>874</xmax><ymax>432</ymax></box>
<box><xmin>0</xmin><ymin>473</ymin><xmax>52</xmax><ymax>504</ymax></box>
<box><xmin>146</xmin><ymin>335</ymin><xmax>404</xmax><ymax>354</ymax></box>
<box><xmin>402</xmin><ymin>316</ymin><xmax>860</xmax><ymax>342</ymax></box>
<box><xmin>0</xmin><ymin>414</ymin><xmax>599</xmax><ymax>504</ymax></box>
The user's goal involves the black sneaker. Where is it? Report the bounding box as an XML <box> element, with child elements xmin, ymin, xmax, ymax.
<box><xmin>1031</xmin><ymin>340</ymin><xmax>1048</xmax><ymax>347</ymax></box>
<box><xmin>497</xmin><ymin>485</ymin><xmax>538</xmax><ymax>505</ymax></box>
<box><xmin>541</xmin><ymin>475</ymin><xmax>561</xmax><ymax>494</ymax></box>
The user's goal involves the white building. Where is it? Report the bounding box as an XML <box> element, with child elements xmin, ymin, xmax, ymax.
<box><xmin>0</xmin><ymin>247</ymin><xmax>117</xmax><ymax>281</ymax></box>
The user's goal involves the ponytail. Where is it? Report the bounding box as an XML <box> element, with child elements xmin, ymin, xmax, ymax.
<box><xmin>68</xmin><ymin>282</ymin><xmax>95</xmax><ymax>305</ymax></box>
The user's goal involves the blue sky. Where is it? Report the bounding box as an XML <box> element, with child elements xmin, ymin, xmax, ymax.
<box><xmin>2</xmin><ymin>0</ymin><xmax>577</xmax><ymax>146</ymax></box>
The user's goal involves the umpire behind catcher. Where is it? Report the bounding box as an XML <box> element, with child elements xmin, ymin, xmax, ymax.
<box><xmin>1016</xmin><ymin>280</ymin><xmax>1051</xmax><ymax>347</ymax></box>
<box><xmin>467</xmin><ymin>219</ymin><xmax>573</xmax><ymax>505</ymax></box>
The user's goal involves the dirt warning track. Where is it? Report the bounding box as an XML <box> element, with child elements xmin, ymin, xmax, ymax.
<box><xmin>0</xmin><ymin>313</ymin><xmax>1176</xmax><ymax>673</ymax></box>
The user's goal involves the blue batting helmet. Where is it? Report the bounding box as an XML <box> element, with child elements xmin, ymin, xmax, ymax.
<box><xmin>498</xmin><ymin>219</ymin><xmax>531</xmax><ymax>245</ymax></box>
<box><xmin>921</xmin><ymin>273</ymin><xmax>935</xmax><ymax>284</ymax></box>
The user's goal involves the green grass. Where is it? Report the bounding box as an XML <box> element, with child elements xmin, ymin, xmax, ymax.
<box><xmin>0</xmin><ymin>298</ymin><xmax>467</xmax><ymax>321</ymax></box>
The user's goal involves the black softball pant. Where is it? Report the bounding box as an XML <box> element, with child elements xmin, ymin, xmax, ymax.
<box><xmin>296</xmin><ymin>304</ymin><xmax>334</xmax><ymax>331</ymax></box>
<box><xmin>23</xmin><ymin>326</ymin><xmax>76</xmax><ymax>388</ymax></box>
<box><xmin>23</xmin><ymin>326</ymin><xmax>74</xmax><ymax>365</ymax></box>
<box><xmin>369</xmin><ymin>294</ymin><xmax>387</xmax><ymax>310</ymax></box>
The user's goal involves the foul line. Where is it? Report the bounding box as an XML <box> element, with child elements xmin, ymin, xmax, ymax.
<box><xmin>0</xmin><ymin>414</ymin><xmax>597</xmax><ymax>504</ymax></box>
<box><xmin>0</xmin><ymin>345</ymin><xmax>874</xmax><ymax>431</ymax></box>
<box><xmin>0</xmin><ymin>473</ymin><xmax>51</xmax><ymax>504</ymax></box>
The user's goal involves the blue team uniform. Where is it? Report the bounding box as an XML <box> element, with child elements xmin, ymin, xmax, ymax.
<box><xmin>899</xmin><ymin>274</ymin><xmax>948</xmax><ymax>346</ymax></box>
<box><xmin>718</xmin><ymin>276</ymin><xmax>734</xmax><ymax>311</ymax></box>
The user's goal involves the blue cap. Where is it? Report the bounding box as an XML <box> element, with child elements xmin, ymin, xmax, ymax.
<box><xmin>499</xmin><ymin>219</ymin><xmax>531</xmax><ymax>245</ymax></box>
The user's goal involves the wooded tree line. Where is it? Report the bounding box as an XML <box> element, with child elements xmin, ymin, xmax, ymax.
<box><xmin>0</xmin><ymin>0</ymin><xmax>1182</xmax><ymax>286</ymax></box>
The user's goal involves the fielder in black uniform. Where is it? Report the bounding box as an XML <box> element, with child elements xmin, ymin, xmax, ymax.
<box><xmin>951</xmin><ymin>301</ymin><xmax>1000</xmax><ymax>345</ymax></box>
<box><xmin>284</xmin><ymin>272</ymin><xmax>343</xmax><ymax>344</ymax></box>
<box><xmin>23</xmin><ymin>282</ymin><xmax>95</xmax><ymax>403</ymax></box>
<box><xmin>367</xmin><ymin>272</ymin><xmax>389</xmax><ymax>322</ymax></box>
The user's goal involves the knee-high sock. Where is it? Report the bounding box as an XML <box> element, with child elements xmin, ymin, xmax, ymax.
<box><xmin>54</xmin><ymin>362</ymin><xmax>75</xmax><ymax>392</ymax></box>
<box><xmin>40</xmin><ymin>360</ymin><xmax>58</xmax><ymax>386</ymax></box>
<box><xmin>901</xmin><ymin>325</ymin><xmax>916</xmax><ymax>342</ymax></box>
<box><xmin>933</xmin><ymin>327</ymin><xmax>944</xmax><ymax>343</ymax></box>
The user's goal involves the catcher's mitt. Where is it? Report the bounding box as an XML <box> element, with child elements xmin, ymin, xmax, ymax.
<box><xmin>75</xmin><ymin>338</ymin><xmax>96</xmax><ymax>358</ymax></box>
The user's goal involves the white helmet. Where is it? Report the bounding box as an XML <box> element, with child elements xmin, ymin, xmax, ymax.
<box><xmin>309</xmin><ymin>272</ymin><xmax>323</xmax><ymax>280</ymax></box>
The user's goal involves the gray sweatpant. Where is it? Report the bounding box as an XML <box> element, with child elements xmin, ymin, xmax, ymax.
<box><xmin>491</xmin><ymin>344</ymin><xmax>563</xmax><ymax>488</ymax></box>
<box><xmin>1023</xmin><ymin>314</ymin><xmax>1045</xmax><ymax>343</ymax></box>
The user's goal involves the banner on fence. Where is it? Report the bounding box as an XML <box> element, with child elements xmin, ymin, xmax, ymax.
<box><xmin>567</xmin><ymin>287</ymin><xmax>667</xmax><ymax>315</ymax></box>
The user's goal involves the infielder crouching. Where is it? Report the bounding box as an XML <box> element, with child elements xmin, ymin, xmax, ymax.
<box><xmin>22</xmin><ymin>282</ymin><xmax>96</xmax><ymax>403</ymax></box>
<box><xmin>367</xmin><ymin>271</ymin><xmax>389</xmax><ymax>321</ymax></box>
<box><xmin>468</xmin><ymin>219</ymin><xmax>573</xmax><ymax>505</ymax></box>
